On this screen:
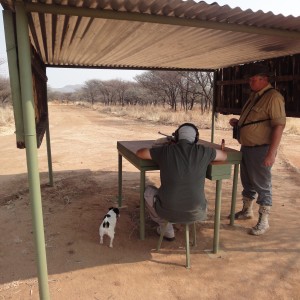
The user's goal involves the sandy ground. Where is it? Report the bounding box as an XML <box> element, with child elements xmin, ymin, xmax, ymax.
<box><xmin>1</xmin><ymin>104</ymin><xmax>300</xmax><ymax>300</ymax></box>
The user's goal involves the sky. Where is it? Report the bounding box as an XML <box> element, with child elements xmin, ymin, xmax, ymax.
<box><xmin>0</xmin><ymin>0</ymin><xmax>300</xmax><ymax>88</ymax></box>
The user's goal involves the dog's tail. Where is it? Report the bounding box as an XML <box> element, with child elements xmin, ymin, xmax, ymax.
<box><xmin>102</xmin><ymin>214</ymin><xmax>111</xmax><ymax>228</ymax></box>
<box><xmin>102</xmin><ymin>220</ymin><xmax>110</xmax><ymax>228</ymax></box>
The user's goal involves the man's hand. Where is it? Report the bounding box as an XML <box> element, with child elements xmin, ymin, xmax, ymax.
<box><xmin>263</xmin><ymin>152</ymin><xmax>276</xmax><ymax>167</ymax></box>
<box><xmin>214</xmin><ymin>149</ymin><xmax>227</xmax><ymax>161</ymax></box>
<box><xmin>136</xmin><ymin>148</ymin><xmax>152</xmax><ymax>160</ymax></box>
<box><xmin>229</xmin><ymin>118</ymin><xmax>239</xmax><ymax>127</ymax></box>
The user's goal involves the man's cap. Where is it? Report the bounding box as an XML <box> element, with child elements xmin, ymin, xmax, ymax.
<box><xmin>245</xmin><ymin>64</ymin><xmax>274</xmax><ymax>78</ymax></box>
<box><xmin>178</xmin><ymin>125</ymin><xmax>198</xmax><ymax>142</ymax></box>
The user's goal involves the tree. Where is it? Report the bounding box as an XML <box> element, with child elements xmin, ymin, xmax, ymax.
<box><xmin>123</xmin><ymin>82</ymin><xmax>143</xmax><ymax>105</ymax></box>
<box><xmin>82</xmin><ymin>79</ymin><xmax>101</xmax><ymax>105</ymax></box>
<box><xmin>45</xmin><ymin>70</ymin><xmax>214</xmax><ymax>113</ymax></box>
<box><xmin>191</xmin><ymin>72</ymin><xmax>214</xmax><ymax>113</ymax></box>
<box><xmin>135</xmin><ymin>71</ymin><xmax>181</xmax><ymax>110</ymax></box>
<box><xmin>0</xmin><ymin>59</ymin><xmax>11</xmax><ymax>105</ymax></box>
<box><xmin>97</xmin><ymin>80</ymin><xmax>117</xmax><ymax>105</ymax></box>
<box><xmin>111</xmin><ymin>80</ymin><xmax>130</xmax><ymax>106</ymax></box>
<box><xmin>178</xmin><ymin>71</ymin><xmax>196</xmax><ymax>111</ymax></box>
<box><xmin>0</xmin><ymin>76</ymin><xmax>11</xmax><ymax>105</ymax></box>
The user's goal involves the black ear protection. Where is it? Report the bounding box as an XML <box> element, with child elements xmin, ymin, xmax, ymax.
<box><xmin>172</xmin><ymin>123</ymin><xmax>199</xmax><ymax>143</ymax></box>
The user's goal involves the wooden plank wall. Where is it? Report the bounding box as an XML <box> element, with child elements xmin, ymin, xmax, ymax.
<box><xmin>216</xmin><ymin>54</ymin><xmax>300</xmax><ymax>117</ymax></box>
<box><xmin>31</xmin><ymin>45</ymin><xmax>48</xmax><ymax>149</ymax></box>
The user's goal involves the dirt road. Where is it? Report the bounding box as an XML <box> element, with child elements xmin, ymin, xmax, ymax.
<box><xmin>1</xmin><ymin>104</ymin><xmax>300</xmax><ymax>300</ymax></box>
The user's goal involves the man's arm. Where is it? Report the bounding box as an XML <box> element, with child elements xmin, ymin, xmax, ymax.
<box><xmin>136</xmin><ymin>148</ymin><xmax>152</xmax><ymax>160</ymax></box>
<box><xmin>264</xmin><ymin>124</ymin><xmax>285</xmax><ymax>167</ymax></box>
<box><xmin>214</xmin><ymin>149</ymin><xmax>227</xmax><ymax>161</ymax></box>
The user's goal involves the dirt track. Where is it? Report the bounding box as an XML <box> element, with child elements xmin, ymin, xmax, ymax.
<box><xmin>1</xmin><ymin>104</ymin><xmax>300</xmax><ymax>300</ymax></box>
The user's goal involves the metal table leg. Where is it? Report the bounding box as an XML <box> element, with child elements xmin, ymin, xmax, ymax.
<box><xmin>230</xmin><ymin>164</ymin><xmax>239</xmax><ymax>226</ymax></box>
<box><xmin>140</xmin><ymin>170</ymin><xmax>146</xmax><ymax>240</ymax></box>
<box><xmin>118</xmin><ymin>153</ymin><xmax>122</xmax><ymax>207</ymax></box>
<box><xmin>213</xmin><ymin>180</ymin><xmax>222</xmax><ymax>254</ymax></box>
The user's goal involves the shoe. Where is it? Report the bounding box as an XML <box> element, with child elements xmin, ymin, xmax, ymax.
<box><xmin>249</xmin><ymin>223</ymin><xmax>270</xmax><ymax>235</ymax></box>
<box><xmin>249</xmin><ymin>205</ymin><xmax>270</xmax><ymax>236</ymax></box>
<box><xmin>156</xmin><ymin>226</ymin><xmax>175</xmax><ymax>242</ymax></box>
<box><xmin>228</xmin><ymin>197</ymin><xmax>254</xmax><ymax>220</ymax></box>
<box><xmin>233</xmin><ymin>210</ymin><xmax>254</xmax><ymax>220</ymax></box>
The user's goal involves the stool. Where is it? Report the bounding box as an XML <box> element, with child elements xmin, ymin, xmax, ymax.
<box><xmin>157</xmin><ymin>222</ymin><xmax>197</xmax><ymax>269</ymax></box>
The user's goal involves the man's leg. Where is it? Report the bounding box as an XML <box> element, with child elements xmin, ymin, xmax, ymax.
<box><xmin>144</xmin><ymin>185</ymin><xmax>175</xmax><ymax>240</ymax></box>
<box><xmin>234</xmin><ymin>146</ymin><xmax>256</xmax><ymax>219</ymax></box>
<box><xmin>233</xmin><ymin>196</ymin><xmax>254</xmax><ymax>220</ymax></box>
<box><xmin>248</xmin><ymin>146</ymin><xmax>272</xmax><ymax>235</ymax></box>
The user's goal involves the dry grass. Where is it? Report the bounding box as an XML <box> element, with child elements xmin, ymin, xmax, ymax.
<box><xmin>91</xmin><ymin>103</ymin><xmax>300</xmax><ymax>135</ymax></box>
<box><xmin>92</xmin><ymin>102</ymin><xmax>233</xmax><ymax>131</ymax></box>
<box><xmin>285</xmin><ymin>117</ymin><xmax>300</xmax><ymax>135</ymax></box>
<box><xmin>1</xmin><ymin>102</ymin><xmax>300</xmax><ymax>136</ymax></box>
<box><xmin>0</xmin><ymin>104</ymin><xmax>15</xmax><ymax>135</ymax></box>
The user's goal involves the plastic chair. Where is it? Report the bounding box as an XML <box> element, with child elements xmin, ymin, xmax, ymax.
<box><xmin>157</xmin><ymin>222</ymin><xmax>197</xmax><ymax>269</ymax></box>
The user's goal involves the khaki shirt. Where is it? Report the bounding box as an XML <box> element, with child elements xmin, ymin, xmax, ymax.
<box><xmin>238</xmin><ymin>84</ymin><xmax>286</xmax><ymax>146</ymax></box>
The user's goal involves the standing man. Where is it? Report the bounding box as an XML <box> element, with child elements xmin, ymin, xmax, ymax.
<box><xmin>230</xmin><ymin>64</ymin><xmax>286</xmax><ymax>235</ymax></box>
<box><xmin>136</xmin><ymin>123</ymin><xmax>227</xmax><ymax>240</ymax></box>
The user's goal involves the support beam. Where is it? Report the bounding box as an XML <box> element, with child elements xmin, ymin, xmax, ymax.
<box><xmin>45</xmin><ymin>99</ymin><xmax>54</xmax><ymax>186</ymax></box>
<box><xmin>211</xmin><ymin>71</ymin><xmax>217</xmax><ymax>143</ymax></box>
<box><xmin>15</xmin><ymin>1</ymin><xmax>50</xmax><ymax>299</ymax></box>
<box><xmin>2</xmin><ymin>10</ymin><xmax>25</xmax><ymax>148</ymax></box>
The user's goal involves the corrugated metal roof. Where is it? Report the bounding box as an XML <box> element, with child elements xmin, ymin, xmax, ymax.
<box><xmin>1</xmin><ymin>0</ymin><xmax>300</xmax><ymax>70</ymax></box>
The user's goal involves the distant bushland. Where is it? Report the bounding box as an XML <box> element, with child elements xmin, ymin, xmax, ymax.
<box><xmin>2</xmin><ymin>102</ymin><xmax>299</xmax><ymax>137</ymax></box>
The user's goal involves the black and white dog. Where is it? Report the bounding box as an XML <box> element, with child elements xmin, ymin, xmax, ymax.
<box><xmin>99</xmin><ymin>207</ymin><xmax>120</xmax><ymax>248</ymax></box>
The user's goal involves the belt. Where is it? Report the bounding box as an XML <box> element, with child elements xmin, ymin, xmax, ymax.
<box><xmin>243</xmin><ymin>144</ymin><xmax>269</xmax><ymax>148</ymax></box>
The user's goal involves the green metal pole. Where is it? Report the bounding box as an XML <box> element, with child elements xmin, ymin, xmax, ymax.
<box><xmin>230</xmin><ymin>164</ymin><xmax>240</xmax><ymax>226</ymax></box>
<box><xmin>15</xmin><ymin>1</ymin><xmax>50</xmax><ymax>299</ymax></box>
<box><xmin>213</xmin><ymin>180</ymin><xmax>222</xmax><ymax>254</ymax></box>
<box><xmin>2</xmin><ymin>10</ymin><xmax>25</xmax><ymax>147</ymax></box>
<box><xmin>211</xmin><ymin>71</ymin><xmax>217</xmax><ymax>143</ymax></box>
<box><xmin>140</xmin><ymin>170</ymin><xmax>145</xmax><ymax>240</ymax></box>
<box><xmin>185</xmin><ymin>224</ymin><xmax>190</xmax><ymax>269</ymax></box>
<box><xmin>118</xmin><ymin>153</ymin><xmax>122</xmax><ymax>207</ymax></box>
<box><xmin>45</xmin><ymin>117</ymin><xmax>53</xmax><ymax>186</ymax></box>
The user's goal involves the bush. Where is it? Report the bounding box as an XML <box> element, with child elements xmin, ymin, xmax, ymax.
<box><xmin>0</xmin><ymin>104</ymin><xmax>14</xmax><ymax>135</ymax></box>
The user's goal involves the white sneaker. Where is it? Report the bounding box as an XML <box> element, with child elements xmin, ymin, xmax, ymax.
<box><xmin>157</xmin><ymin>225</ymin><xmax>175</xmax><ymax>241</ymax></box>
